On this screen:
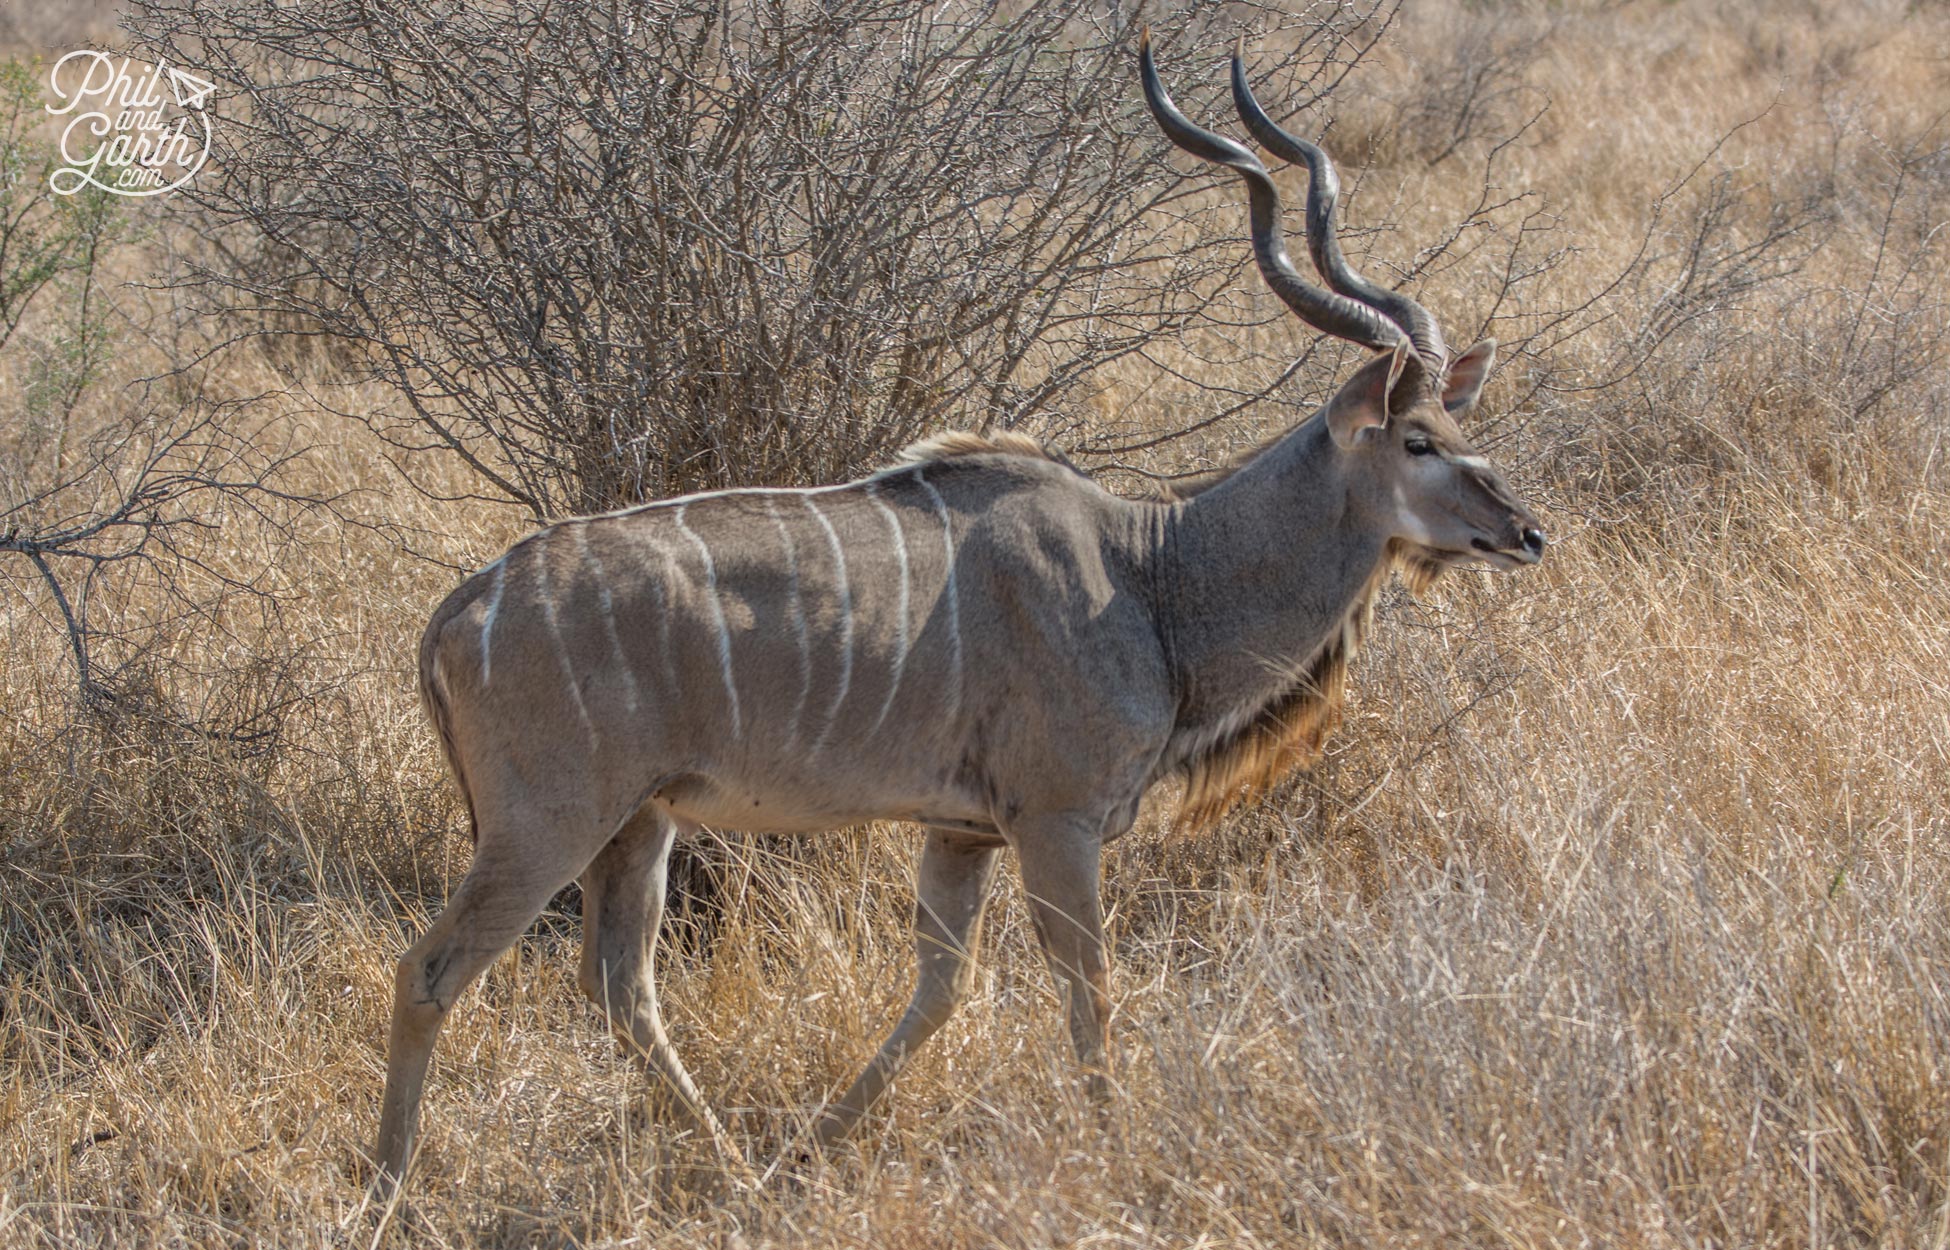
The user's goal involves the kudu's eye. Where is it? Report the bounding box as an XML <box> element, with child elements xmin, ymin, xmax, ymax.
<box><xmin>1405</xmin><ymin>435</ymin><xmax>1436</xmax><ymax>457</ymax></box>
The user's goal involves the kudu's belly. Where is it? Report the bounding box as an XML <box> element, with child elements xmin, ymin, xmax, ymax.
<box><xmin>649</xmin><ymin>755</ymin><xmax>996</xmax><ymax>837</ymax></box>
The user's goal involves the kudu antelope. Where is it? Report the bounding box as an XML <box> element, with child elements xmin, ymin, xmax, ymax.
<box><xmin>375</xmin><ymin>32</ymin><xmax>1546</xmax><ymax>1189</ymax></box>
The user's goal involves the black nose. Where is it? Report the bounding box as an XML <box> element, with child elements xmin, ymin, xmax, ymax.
<box><xmin>1521</xmin><ymin>527</ymin><xmax>1546</xmax><ymax>557</ymax></box>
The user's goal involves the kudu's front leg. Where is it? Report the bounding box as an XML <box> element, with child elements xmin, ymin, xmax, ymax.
<box><xmin>1013</xmin><ymin>817</ymin><xmax>1112</xmax><ymax>1099</ymax></box>
<box><xmin>814</xmin><ymin>830</ymin><xmax>1001</xmax><ymax>1145</ymax></box>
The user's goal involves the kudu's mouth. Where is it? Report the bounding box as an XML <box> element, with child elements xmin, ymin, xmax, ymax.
<box><xmin>1468</xmin><ymin>527</ymin><xmax>1546</xmax><ymax>569</ymax></box>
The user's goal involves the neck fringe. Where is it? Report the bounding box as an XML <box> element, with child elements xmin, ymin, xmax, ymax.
<box><xmin>1173</xmin><ymin>541</ymin><xmax>1446</xmax><ymax>833</ymax></box>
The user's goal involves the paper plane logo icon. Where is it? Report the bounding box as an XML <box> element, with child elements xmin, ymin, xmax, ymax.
<box><xmin>166</xmin><ymin>66</ymin><xmax>215</xmax><ymax>110</ymax></box>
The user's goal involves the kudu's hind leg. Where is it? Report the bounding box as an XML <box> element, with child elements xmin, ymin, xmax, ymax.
<box><xmin>814</xmin><ymin>830</ymin><xmax>1002</xmax><ymax>1146</ymax></box>
<box><xmin>375</xmin><ymin>805</ymin><xmax>605</xmax><ymax>1190</ymax></box>
<box><xmin>577</xmin><ymin>807</ymin><xmax>737</xmax><ymax>1159</ymax></box>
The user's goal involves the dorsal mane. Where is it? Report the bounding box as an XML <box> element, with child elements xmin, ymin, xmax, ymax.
<box><xmin>1174</xmin><ymin>540</ymin><xmax>1447</xmax><ymax>832</ymax></box>
<box><xmin>897</xmin><ymin>430</ymin><xmax>1076</xmax><ymax>470</ymax></box>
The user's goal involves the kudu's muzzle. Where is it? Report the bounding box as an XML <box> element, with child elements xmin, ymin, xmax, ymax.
<box><xmin>1461</xmin><ymin>463</ymin><xmax>1546</xmax><ymax>567</ymax></box>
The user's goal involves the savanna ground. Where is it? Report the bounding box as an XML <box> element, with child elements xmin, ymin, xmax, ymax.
<box><xmin>3</xmin><ymin>0</ymin><xmax>1949</xmax><ymax>1245</ymax></box>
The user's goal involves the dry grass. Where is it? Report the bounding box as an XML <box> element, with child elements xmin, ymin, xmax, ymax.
<box><xmin>5</xmin><ymin>0</ymin><xmax>1950</xmax><ymax>1245</ymax></box>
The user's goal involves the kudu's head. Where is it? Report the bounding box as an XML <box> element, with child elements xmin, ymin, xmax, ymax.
<box><xmin>1141</xmin><ymin>33</ymin><xmax>1546</xmax><ymax>571</ymax></box>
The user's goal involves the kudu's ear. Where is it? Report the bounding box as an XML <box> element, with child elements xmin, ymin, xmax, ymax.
<box><xmin>1325</xmin><ymin>341</ymin><xmax>1412</xmax><ymax>449</ymax></box>
<box><xmin>1441</xmin><ymin>338</ymin><xmax>1496</xmax><ymax>415</ymax></box>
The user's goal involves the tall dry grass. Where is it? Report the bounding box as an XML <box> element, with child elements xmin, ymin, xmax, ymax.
<box><xmin>4</xmin><ymin>0</ymin><xmax>1950</xmax><ymax>1245</ymax></box>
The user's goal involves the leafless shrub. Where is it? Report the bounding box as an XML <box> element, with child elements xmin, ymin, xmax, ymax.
<box><xmin>3</xmin><ymin>395</ymin><xmax>312</xmax><ymax>718</ymax></box>
<box><xmin>132</xmin><ymin>0</ymin><xmax>1396</xmax><ymax>518</ymax></box>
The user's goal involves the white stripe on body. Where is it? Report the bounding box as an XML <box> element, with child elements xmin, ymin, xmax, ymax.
<box><xmin>477</xmin><ymin>558</ymin><xmax>506</xmax><ymax>687</ymax></box>
<box><xmin>764</xmin><ymin>496</ymin><xmax>813</xmax><ymax>744</ymax></box>
<box><xmin>638</xmin><ymin>534</ymin><xmax>680</xmax><ymax>700</ymax></box>
<box><xmin>915</xmin><ymin>468</ymin><xmax>962</xmax><ymax>724</ymax></box>
<box><xmin>533</xmin><ymin>532</ymin><xmax>599</xmax><ymax>746</ymax></box>
<box><xmin>866</xmin><ymin>482</ymin><xmax>911</xmax><ymax>736</ymax></box>
<box><xmin>674</xmin><ymin>504</ymin><xmax>743</xmax><ymax>740</ymax></box>
<box><xmin>804</xmin><ymin>495</ymin><xmax>853</xmax><ymax>754</ymax></box>
<box><xmin>575</xmin><ymin>524</ymin><xmax>642</xmax><ymax>715</ymax></box>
